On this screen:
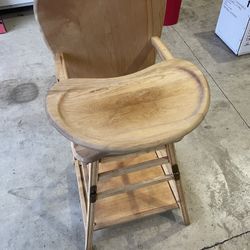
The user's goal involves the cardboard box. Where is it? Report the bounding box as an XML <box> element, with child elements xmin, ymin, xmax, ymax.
<box><xmin>215</xmin><ymin>0</ymin><xmax>250</xmax><ymax>55</ymax></box>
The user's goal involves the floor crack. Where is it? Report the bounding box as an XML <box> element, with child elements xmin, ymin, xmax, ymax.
<box><xmin>200</xmin><ymin>230</ymin><xmax>250</xmax><ymax>249</ymax></box>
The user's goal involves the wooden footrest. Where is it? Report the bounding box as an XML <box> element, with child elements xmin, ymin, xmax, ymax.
<box><xmin>94</xmin><ymin>152</ymin><xmax>178</xmax><ymax>230</ymax></box>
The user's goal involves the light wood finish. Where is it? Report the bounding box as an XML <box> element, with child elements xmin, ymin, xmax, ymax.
<box><xmin>74</xmin><ymin>160</ymin><xmax>87</xmax><ymax>225</ymax></box>
<box><xmin>71</xmin><ymin>143</ymin><xmax>103</xmax><ymax>164</ymax></box>
<box><xmin>72</xmin><ymin>143</ymin><xmax>167</xmax><ymax>164</ymax></box>
<box><xmin>35</xmin><ymin>0</ymin><xmax>207</xmax><ymax>248</ymax></box>
<box><xmin>35</xmin><ymin>0</ymin><xmax>166</xmax><ymax>78</ymax></box>
<box><xmin>80</xmin><ymin>161</ymin><xmax>89</xmax><ymax>195</ymax></box>
<box><xmin>72</xmin><ymin>143</ymin><xmax>168</xmax><ymax>164</ymax></box>
<box><xmin>151</xmin><ymin>36</ymin><xmax>174</xmax><ymax>60</ymax></box>
<box><xmin>95</xmin><ymin>182</ymin><xmax>177</xmax><ymax>230</ymax></box>
<box><xmin>155</xmin><ymin>149</ymin><xmax>180</xmax><ymax>206</ymax></box>
<box><xmin>99</xmin><ymin>145</ymin><xmax>167</xmax><ymax>164</ymax></box>
<box><xmin>55</xmin><ymin>53</ymin><xmax>68</xmax><ymax>81</ymax></box>
<box><xmin>55</xmin><ymin>51</ymin><xmax>104</xmax><ymax>165</ymax></box>
<box><xmin>100</xmin><ymin>150</ymin><xmax>154</xmax><ymax>164</ymax></box>
<box><xmin>98</xmin><ymin>157</ymin><xmax>168</xmax><ymax>181</ymax></box>
<box><xmin>166</xmin><ymin>144</ymin><xmax>190</xmax><ymax>225</ymax></box>
<box><xmin>47</xmin><ymin>59</ymin><xmax>210</xmax><ymax>154</ymax></box>
<box><xmin>98</xmin><ymin>175</ymin><xmax>174</xmax><ymax>200</ymax></box>
<box><xmin>94</xmin><ymin>152</ymin><xmax>178</xmax><ymax>230</ymax></box>
<box><xmin>85</xmin><ymin>161</ymin><xmax>98</xmax><ymax>250</ymax></box>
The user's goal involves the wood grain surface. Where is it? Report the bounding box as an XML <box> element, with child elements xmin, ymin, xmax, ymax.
<box><xmin>95</xmin><ymin>152</ymin><xmax>177</xmax><ymax>230</ymax></box>
<box><xmin>35</xmin><ymin>0</ymin><xmax>166</xmax><ymax>78</ymax></box>
<box><xmin>47</xmin><ymin>59</ymin><xmax>210</xmax><ymax>154</ymax></box>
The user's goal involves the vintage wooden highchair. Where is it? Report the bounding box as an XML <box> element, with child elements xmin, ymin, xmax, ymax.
<box><xmin>35</xmin><ymin>0</ymin><xmax>210</xmax><ymax>249</ymax></box>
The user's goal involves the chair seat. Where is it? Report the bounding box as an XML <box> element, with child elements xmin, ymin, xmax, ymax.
<box><xmin>71</xmin><ymin>143</ymin><xmax>104</xmax><ymax>163</ymax></box>
<box><xmin>47</xmin><ymin>59</ymin><xmax>210</xmax><ymax>154</ymax></box>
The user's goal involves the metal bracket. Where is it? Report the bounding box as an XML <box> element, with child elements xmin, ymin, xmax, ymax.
<box><xmin>90</xmin><ymin>185</ymin><xmax>97</xmax><ymax>203</ymax></box>
<box><xmin>172</xmin><ymin>164</ymin><xmax>180</xmax><ymax>180</ymax></box>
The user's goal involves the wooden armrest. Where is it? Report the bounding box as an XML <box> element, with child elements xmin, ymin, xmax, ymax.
<box><xmin>151</xmin><ymin>36</ymin><xmax>173</xmax><ymax>60</ymax></box>
<box><xmin>55</xmin><ymin>52</ymin><xmax>69</xmax><ymax>81</ymax></box>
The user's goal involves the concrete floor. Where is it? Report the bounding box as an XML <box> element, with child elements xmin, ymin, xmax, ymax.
<box><xmin>0</xmin><ymin>1</ymin><xmax>250</xmax><ymax>249</ymax></box>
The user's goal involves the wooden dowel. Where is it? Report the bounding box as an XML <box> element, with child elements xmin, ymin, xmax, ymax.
<box><xmin>81</xmin><ymin>162</ymin><xmax>89</xmax><ymax>196</ymax></box>
<box><xmin>72</xmin><ymin>141</ymin><xmax>89</xmax><ymax>195</ymax></box>
<box><xmin>55</xmin><ymin>52</ymin><xmax>69</xmax><ymax>80</ymax></box>
<box><xmin>151</xmin><ymin>36</ymin><xmax>174</xmax><ymax>60</ymax></box>
<box><xmin>167</xmin><ymin>144</ymin><xmax>190</xmax><ymax>225</ymax></box>
<box><xmin>98</xmin><ymin>157</ymin><xmax>168</xmax><ymax>181</ymax></box>
<box><xmin>98</xmin><ymin>175</ymin><xmax>174</xmax><ymax>200</ymax></box>
<box><xmin>155</xmin><ymin>149</ymin><xmax>180</xmax><ymax>205</ymax></box>
<box><xmin>74</xmin><ymin>160</ymin><xmax>87</xmax><ymax>225</ymax></box>
<box><xmin>85</xmin><ymin>161</ymin><xmax>99</xmax><ymax>250</ymax></box>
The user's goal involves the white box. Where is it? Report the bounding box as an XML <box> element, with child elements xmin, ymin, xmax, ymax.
<box><xmin>215</xmin><ymin>0</ymin><xmax>250</xmax><ymax>55</ymax></box>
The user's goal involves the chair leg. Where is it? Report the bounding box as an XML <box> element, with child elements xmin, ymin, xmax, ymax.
<box><xmin>166</xmin><ymin>143</ymin><xmax>190</xmax><ymax>225</ymax></box>
<box><xmin>85</xmin><ymin>161</ymin><xmax>99</xmax><ymax>250</ymax></box>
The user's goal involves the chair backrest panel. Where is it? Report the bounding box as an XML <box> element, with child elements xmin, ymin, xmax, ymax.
<box><xmin>35</xmin><ymin>0</ymin><xmax>166</xmax><ymax>78</ymax></box>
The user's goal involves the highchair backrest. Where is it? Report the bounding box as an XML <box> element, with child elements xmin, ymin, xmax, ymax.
<box><xmin>35</xmin><ymin>0</ymin><xmax>166</xmax><ymax>78</ymax></box>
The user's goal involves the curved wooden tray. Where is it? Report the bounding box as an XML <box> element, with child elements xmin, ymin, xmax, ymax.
<box><xmin>47</xmin><ymin>59</ymin><xmax>210</xmax><ymax>154</ymax></box>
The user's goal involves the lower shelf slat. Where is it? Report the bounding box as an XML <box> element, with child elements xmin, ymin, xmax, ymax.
<box><xmin>94</xmin><ymin>152</ymin><xmax>177</xmax><ymax>230</ymax></box>
<box><xmin>94</xmin><ymin>181</ymin><xmax>178</xmax><ymax>230</ymax></box>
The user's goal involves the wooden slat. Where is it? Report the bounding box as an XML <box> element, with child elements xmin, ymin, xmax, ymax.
<box><xmin>55</xmin><ymin>53</ymin><xmax>69</xmax><ymax>80</ymax></box>
<box><xmin>85</xmin><ymin>161</ymin><xmax>99</xmax><ymax>250</ymax></box>
<box><xmin>98</xmin><ymin>175</ymin><xmax>174</xmax><ymax>200</ymax></box>
<box><xmin>166</xmin><ymin>144</ymin><xmax>190</xmax><ymax>225</ymax></box>
<box><xmin>95</xmin><ymin>184</ymin><xmax>177</xmax><ymax>230</ymax></box>
<box><xmin>79</xmin><ymin>162</ymin><xmax>89</xmax><ymax>197</ymax></box>
<box><xmin>93</xmin><ymin>152</ymin><xmax>178</xmax><ymax>230</ymax></box>
<box><xmin>155</xmin><ymin>149</ymin><xmax>180</xmax><ymax>205</ymax></box>
<box><xmin>98</xmin><ymin>157</ymin><xmax>168</xmax><ymax>181</ymax></box>
<box><xmin>100</xmin><ymin>146</ymin><xmax>165</xmax><ymax>164</ymax></box>
<box><xmin>74</xmin><ymin>160</ymin><xmax>87</xmax><ymax>225</ymax></box>
<box><xmin>151</xmin><ymin>36</ymin><xmax>174</xmax><ymax>60</ymax></box>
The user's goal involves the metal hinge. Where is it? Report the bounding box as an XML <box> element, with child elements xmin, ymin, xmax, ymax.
<box><xmin>90</xmin><ymin>185</ymin><xmax>97</xmax><ymax>203</ymax></box>
<box><xmin>172</xmin><ymin>164</ymin><xmax>180</xmax><ymax>180</ymax></box>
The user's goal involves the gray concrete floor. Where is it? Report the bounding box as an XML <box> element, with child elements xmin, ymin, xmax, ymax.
<box><xmin>0</xmin><ymin>1</ymin><xmax>250</xmax><ymax>249</ymax></box>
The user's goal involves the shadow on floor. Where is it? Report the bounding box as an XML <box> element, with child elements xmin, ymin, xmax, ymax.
<box><xmin>195</xmin><ymin>31</ymin><xmax>238</xmax><ymax>63</ymax></box>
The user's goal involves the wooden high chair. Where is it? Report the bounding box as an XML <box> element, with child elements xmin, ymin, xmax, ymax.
<box><xmin>35</xmin><ymin>0</ymin><xmax>210</xmax><ymax>249</ymax></box>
